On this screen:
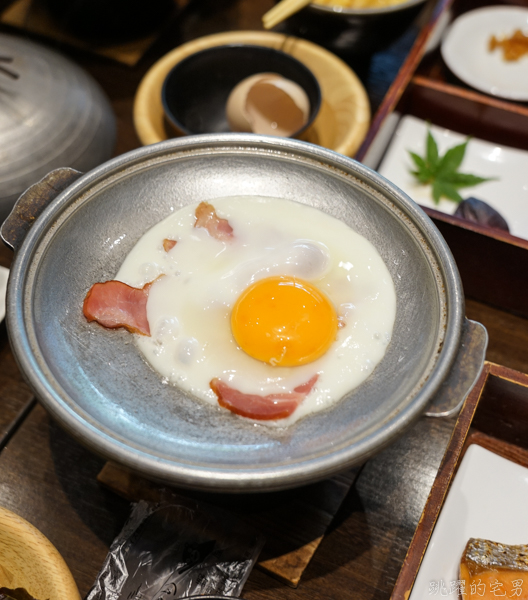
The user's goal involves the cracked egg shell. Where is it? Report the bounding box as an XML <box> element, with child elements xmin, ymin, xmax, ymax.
<box><xmin>226</xmin><ymin>73</ymin><xmax>311</xmax><ymax>137</ymax></box>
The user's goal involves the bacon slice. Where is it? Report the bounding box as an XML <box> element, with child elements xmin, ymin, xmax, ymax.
<box><xmin>210</xmin><ymin>374</ymin><xmax>319</xmax><ymax>420</ymax></box>
<box><xmin>194</xmin><ymin>201</ymin><xmax>234</xmax><ymax>241</ymax></box>
<box><xmin>163</xmin><ymin>239</ymin><xmax>177</xmax><ymax>252</ymax></box>
<box><xmin>83</xmin><ymin>280</ymin><xmax>154</xmax><ymax>336</ymax></box>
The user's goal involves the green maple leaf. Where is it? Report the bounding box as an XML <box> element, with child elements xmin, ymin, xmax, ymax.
<box><xmin>408</xmin><ymin>130</ymin><xmax>497</xmax><ymax>205</ymax></box>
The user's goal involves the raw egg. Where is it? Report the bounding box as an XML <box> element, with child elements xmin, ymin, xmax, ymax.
<box><xmin>226</xmin><ymin>73</ymin><xmax>311</xmax><ymax>137</ymax></box>
<box><xmin>231</xmin><ymin>275</ymin><xmax>338</xmax><ymax>367</ymax></box>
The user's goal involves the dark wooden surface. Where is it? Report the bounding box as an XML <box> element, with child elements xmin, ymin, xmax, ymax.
<box><xmin>0</xmin><ymin>1</ymin><xmax>528</xmax><ymax>600</ymax></box>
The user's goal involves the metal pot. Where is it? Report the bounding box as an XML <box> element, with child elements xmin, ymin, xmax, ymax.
<box><xmin>1</xmin><ymin>134</ymin><xmax>487</xmax><ymax>493</ymax></box>
<box><xmin>279</xmin><ymin>0</ymin><xmax>427</xmax><ymax>56</ymax></box>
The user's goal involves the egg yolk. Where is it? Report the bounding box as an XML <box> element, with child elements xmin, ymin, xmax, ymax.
<box><xmin>231</xmin><ymin>275</ymin><xmax>338</xmax><ymax>367</ymax></box>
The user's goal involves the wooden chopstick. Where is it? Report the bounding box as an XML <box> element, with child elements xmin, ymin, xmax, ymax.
<box><xmin>262</xmin><ymin>0</ymin><xmax>311</xmax><ymax>29</ymax></box>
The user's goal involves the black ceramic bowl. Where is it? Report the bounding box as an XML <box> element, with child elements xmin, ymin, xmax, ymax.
<box><xmin>161</xmin><ymin>44</ymin><xmax>322</xmax><ymax>137</ymax></box>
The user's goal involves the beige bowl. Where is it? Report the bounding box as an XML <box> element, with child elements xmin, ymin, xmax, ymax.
<box><xmin>134</xmin><ymin>30</ymin><xmax>370</xmax><ymax>157</ymax></box>
<box><xmin>0</xmin><ymin>505</ymin><xmax>80</xmax><ymax>600</ymax></box>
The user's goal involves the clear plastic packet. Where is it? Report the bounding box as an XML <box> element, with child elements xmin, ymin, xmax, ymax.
<box><xmin>85</xmin><ymin>492</ymin><xmax>265</xmax><ymax>600</ymax></box>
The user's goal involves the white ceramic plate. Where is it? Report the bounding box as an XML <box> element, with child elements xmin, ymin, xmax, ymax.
<box><xmin>409</xmin><ymin>444</ymin><xmax>528</xmax><ymax>600</ymax></box>
<box><xmin>0</xmin><ymin>266</ymin><xmax>8</xmax><ymax>322</ymax></box>
<box><xmin>378</xmin><ymin>115</ymin><xmax>528</xmax><ymax>239</ymax></box>
<box><xmin>441</xmin><ymin>6</ymin><xmax>528</xmax><ymax>101</ymax></box>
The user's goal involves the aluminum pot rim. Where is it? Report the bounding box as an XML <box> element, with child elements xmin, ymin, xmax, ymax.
<box><xmin>306</xmin><ymin>0</ymin><xmax>427</xmax><ymax>18</ymax></box>
<box><xmin>5</xmin><ymin>133</ymin><xmax>465</xmax><ymax>492</ymax></box>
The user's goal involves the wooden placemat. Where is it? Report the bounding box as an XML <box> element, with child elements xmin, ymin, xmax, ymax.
<box><xmin>0</xmin><ymin>0</ymin><xmax>188</xmax><ymax>66</ymax></box>
<box><xmin>98</xmin><ymin>461</ymin><xmax>361</xmax><ymax>588</ymax></box>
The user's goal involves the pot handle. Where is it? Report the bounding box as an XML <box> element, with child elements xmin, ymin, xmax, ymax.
<box><xmin>1</xmin><ymin>167</ymin><xmax>83</xmax><ymax>252</ymax></box>
<box><xmin>424</xmin><ymin>318</ymin><xmax>488</xmax><ymax>418</ymax></box>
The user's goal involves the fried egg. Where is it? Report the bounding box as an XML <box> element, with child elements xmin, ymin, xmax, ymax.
<box><xmin>115</xmin><ymin>196</ymin><xmax>397</xmax><ymax>425</ymax></box>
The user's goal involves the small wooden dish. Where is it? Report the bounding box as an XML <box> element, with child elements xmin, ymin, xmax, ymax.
<box><xmin>133</xmin><ymin>30</ymin><xmax>370</xmax><ymax>157</ymax></box>
<box><xmin>0</xmin><ymin>505</ymin><xmax>81</xmax><ymax>600</ymax></box>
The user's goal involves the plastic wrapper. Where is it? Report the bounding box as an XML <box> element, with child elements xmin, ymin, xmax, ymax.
<box><xmin>85</xmin><ymin>493</ymin><xmax>265</xmax><ymax>600</ymax></box>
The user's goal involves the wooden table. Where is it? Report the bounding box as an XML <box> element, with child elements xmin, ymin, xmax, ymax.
<box><xmin>1</xmin><ymin>1</ymin><xmax>528</xmax><ymax>599</ymax></box>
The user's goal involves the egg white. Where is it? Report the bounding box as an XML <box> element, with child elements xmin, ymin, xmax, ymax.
<box><xmin>115</xmin><ymin>196</ymin><xmax>397</xmax><ymax>425</ymax></box>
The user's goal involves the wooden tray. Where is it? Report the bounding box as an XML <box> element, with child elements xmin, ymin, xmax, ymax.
<box><xmin>355</xmin><ymin>0</ymin><xmax>528</xmax><ymax>318</ymax></box>
<box><xmin>390</xmin><ymin>361</ymin><xmax>528</xmax><ymax>600</ymax></box>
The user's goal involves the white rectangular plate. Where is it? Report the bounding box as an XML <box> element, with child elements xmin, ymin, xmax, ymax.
<box><xmin>378</xmin><ymin>115</ymin><xmax>528</xmax><ymax>240</ymax></box>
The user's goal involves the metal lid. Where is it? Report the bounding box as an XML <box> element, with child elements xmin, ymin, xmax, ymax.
<box><xmin>0</xmin><ymin>33</ymin><xmax>115</xmax><ymax>221</ymax></box>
